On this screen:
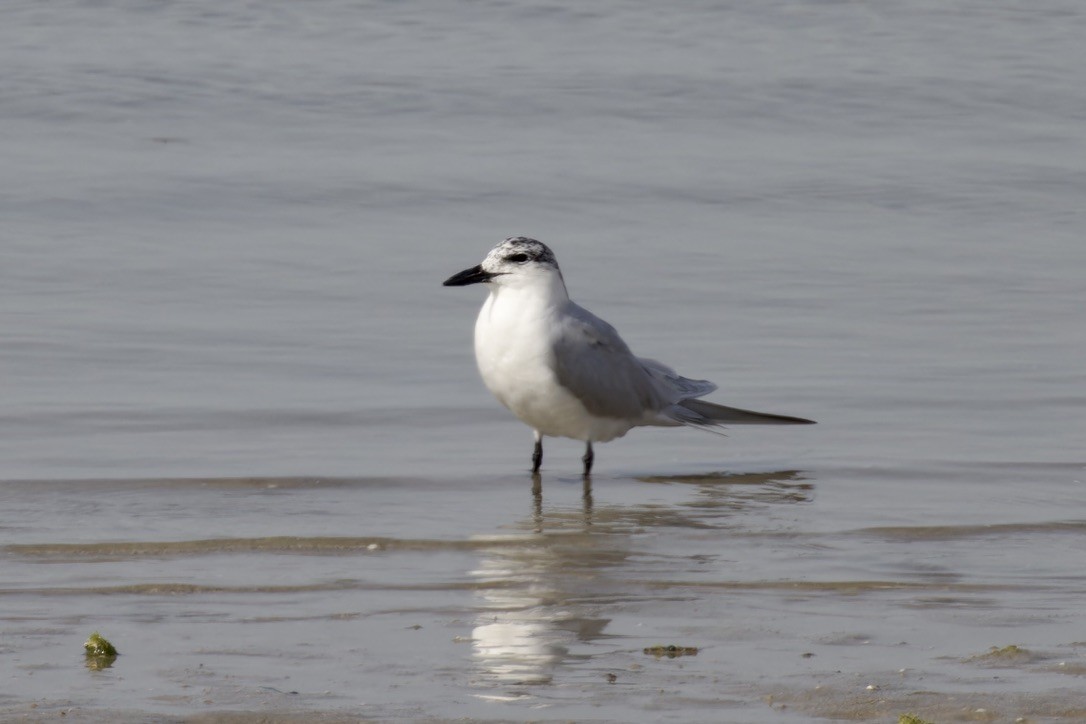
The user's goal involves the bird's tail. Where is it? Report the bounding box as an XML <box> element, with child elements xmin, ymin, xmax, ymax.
<box><xmin>665</xmin><ymin>398</ymin><xmax>816</xmax><ymax>432</ymax></box>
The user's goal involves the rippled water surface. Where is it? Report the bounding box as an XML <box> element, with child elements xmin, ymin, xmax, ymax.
<box><xmin>2</xmin><ymin>1</ymin><xmax>1085</xmax><ymax>721</ymax></box>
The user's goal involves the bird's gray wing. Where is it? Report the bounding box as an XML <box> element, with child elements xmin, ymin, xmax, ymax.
<box><xmin>668</xmin><ymin>398</ymin><xmax>816</xmax><ymax>427</ymax></box>
<box><xmin>637</xmin><ymin>357</ymin><xmax>718</xmax><ymax>400</ymax></box>
<box><xmin>550</xmin><ymin>303</ymin><xmax>667</xmax><ymax>420</ymax></box>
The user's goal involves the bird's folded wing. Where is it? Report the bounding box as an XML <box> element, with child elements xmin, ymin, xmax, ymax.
<box><xmin>638</xmin><ymin>357</ymin><xmax>718</xmax><ymax>399</ymax></box>
<box><xmin>671</xmin><ymin>398</ymin><xmax>816</xmax><ymax>426</ymax></box>
<box><xmin>550</xmin><ymin>304</ymin><xmax>666</xmax><ymax>420</ymax></box>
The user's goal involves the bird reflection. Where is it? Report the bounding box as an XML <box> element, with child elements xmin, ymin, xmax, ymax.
<box><xmin>530</xmin><ymin>473</ymin><xmax>594</xmax><ymax>532</ymax></box>
<box><xmin>468</xmin><ymin>469</ymin><xmax>812</xmax><ymax>693</ymax></box>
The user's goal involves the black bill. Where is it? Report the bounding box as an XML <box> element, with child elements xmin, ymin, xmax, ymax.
<box><xmin>443</xmin><ymin>265</ymin><xmax>498</xmax><ymax>286</ymax></box>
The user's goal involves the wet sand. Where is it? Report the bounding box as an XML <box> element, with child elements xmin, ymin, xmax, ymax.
<box><xmin>3</xmin><ymin>466</ymin><xmax>1084</xmax><ymax>723</ymax></box>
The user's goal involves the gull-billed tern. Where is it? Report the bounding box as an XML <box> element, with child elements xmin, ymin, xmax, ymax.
<box><xmin>443</xmin><ymin>237</ymin><xmax>815</xmax><ymax>476</ymax></box>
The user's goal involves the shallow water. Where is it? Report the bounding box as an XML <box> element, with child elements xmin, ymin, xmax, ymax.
<box><xmin>4</xmin><ymin>466</ymin><xmax>1086</xmax><ymax>722</ymax></box>
<box><xmin>3</xmin><ymin>0</ymin><xmax>1085</xmax><ymax>721</ymax></box>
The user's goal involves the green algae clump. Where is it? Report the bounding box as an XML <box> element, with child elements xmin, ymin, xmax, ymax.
<box><xmin>84</xmin><ymin>631</ymin><xmax>119</xmax><ymax>669</ymax></box>
<box><xmin>984</xmin><ymin>644</ymin><xmax>1025</xmax><ymax>658</ymax></box>
<box><xmin>968</xmin><ymin>644</ymin><xmax>1032</xmax><ymax>664</ymax></box>
<box><xmin>84</xmin><ymin>631</ymin><xmax>118</xmax><ymax>656</ymax></box>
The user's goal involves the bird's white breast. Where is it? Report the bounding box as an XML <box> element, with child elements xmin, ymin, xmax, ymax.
<box><xmin>473</xmin><ymin>288</ymin><xmax>632</xmax><ymax>442</ymax></box>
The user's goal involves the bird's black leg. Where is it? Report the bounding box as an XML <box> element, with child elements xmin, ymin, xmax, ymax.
<box><xmin>531</xmin><ymin>432</ymin><xmax>543</xmax><ymax>473</ymax></box>
<box><xmin>582</xmin><ymin>441</ymin><xmax>594</xmax><ymax>477</ymax></box>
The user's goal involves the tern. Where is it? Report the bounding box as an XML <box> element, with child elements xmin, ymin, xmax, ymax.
<box><xmin>443</xmin><ymin>237</ymin><xmax>814</xmax><ymax>476</ymax></box>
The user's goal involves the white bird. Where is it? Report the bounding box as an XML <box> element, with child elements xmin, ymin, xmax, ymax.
<box><xmin>443</xmin><ymin>237</ymin><xmax>814</xmax><ymax>476</ymax></box>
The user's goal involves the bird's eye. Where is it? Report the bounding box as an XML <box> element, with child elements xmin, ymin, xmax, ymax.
<box><xmin>507</xmin><ymin>253</ymin><xmax>529</xmax><ymax>263</ymax></box>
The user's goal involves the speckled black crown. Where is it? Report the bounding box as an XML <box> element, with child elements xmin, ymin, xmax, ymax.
<box><xmin>500</xmin><ymin>237</ymin><xmax>559</xmax><ymax>268</ymax></box>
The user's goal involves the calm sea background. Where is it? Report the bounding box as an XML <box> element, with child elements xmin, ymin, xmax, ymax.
<box><xmin>2</xmin><ymin>1</ymin><xmax>1084</xmax><ymax>721</ymax></box>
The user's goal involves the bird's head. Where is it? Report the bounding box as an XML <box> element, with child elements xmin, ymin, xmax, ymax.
<box><xmin>443</xmin><ymin>237</ymin><xmax>562</xmax><ymax>288</ymax></box>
